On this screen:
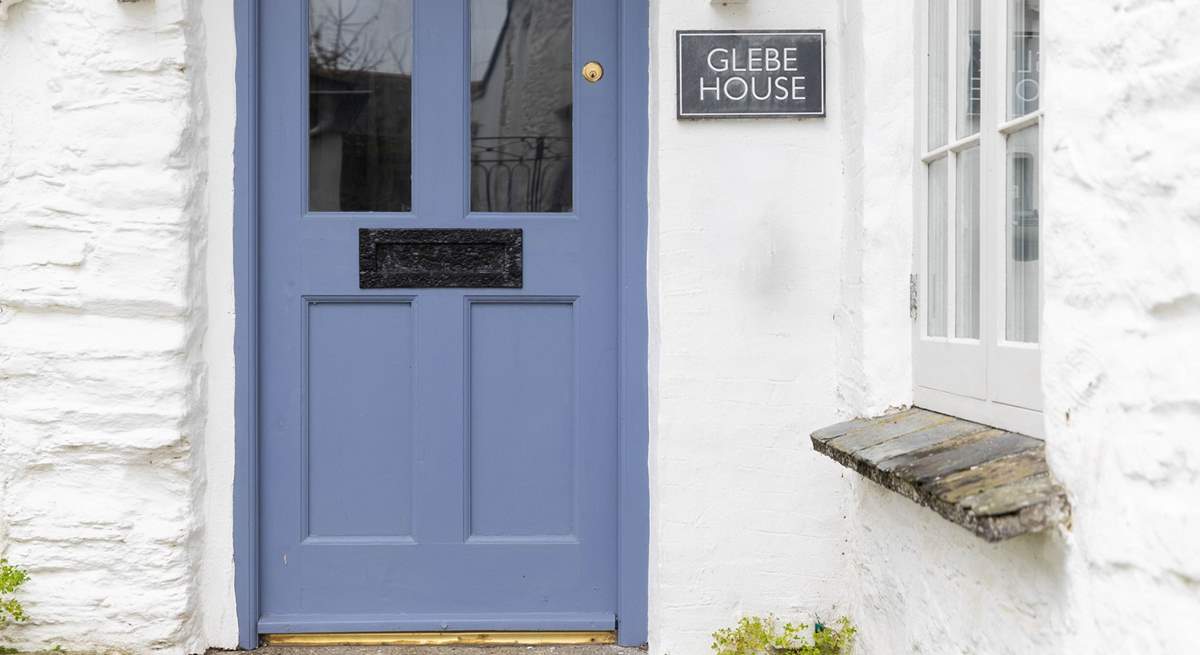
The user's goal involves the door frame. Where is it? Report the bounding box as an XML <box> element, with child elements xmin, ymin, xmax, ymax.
<box><xmin>231</xmin><ymin>0</ymin><xmax>650</xmax><ymax>648</ymax></box>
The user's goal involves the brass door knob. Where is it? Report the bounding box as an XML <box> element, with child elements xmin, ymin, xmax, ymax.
<box><xmin>582</xmin><ymin>61</ymin><xmax>604</xmax><ymax>83</ymax></box>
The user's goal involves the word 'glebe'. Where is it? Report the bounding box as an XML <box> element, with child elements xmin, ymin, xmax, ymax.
<box><xmin>700</xmin><ymin>47</ymin><xmax>806</xmax><ymax>102</ymax></box>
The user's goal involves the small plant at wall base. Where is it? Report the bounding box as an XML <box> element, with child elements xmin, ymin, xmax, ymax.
<box><xmin>712</xmin><ymin>615</ymin><xmax>855</xmax><ymax>655</ymax></box>
<box><xmin>0</xmin><ymin>560</ymin><xmax>30</xmax><ymax>655</ymax></box>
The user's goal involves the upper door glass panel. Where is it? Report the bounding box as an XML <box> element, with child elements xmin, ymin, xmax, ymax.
<box><xmin>309</xmin><ymin>0</ymin><xmax>413</xmax><ymax>212</ymax></box>
<box><xmin>470</xmin><ymin>0</ymin><xmax>573</xmax><ymax>213</ymax></box>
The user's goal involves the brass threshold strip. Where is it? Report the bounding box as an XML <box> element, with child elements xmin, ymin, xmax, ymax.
<box><xmin>262</xmin><ymin>631</ymin><xmax>617</xmax><ymax>647</ymax></box>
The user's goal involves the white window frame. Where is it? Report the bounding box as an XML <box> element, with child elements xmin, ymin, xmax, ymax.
<box><xmin>913</xmin><ymin>0</ymin><xmax>1044</xmax><ymax>437</ymax></box>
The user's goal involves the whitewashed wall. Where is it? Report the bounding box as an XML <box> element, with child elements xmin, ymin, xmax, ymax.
<box><xmin>647</xmin><ymin>2</ymin><xmax>857</xmax><ymax>654</ymax></box>
<box><xmin>1039</xmin><ymin>0</ymin><xmax>1200</xmax><ymax>649</ymax></box>
<box><xmin>0</xmin><ymin>1</ymin><xmax>236</xmax><ymax>653</ymax></box>
<box><xmin>0</xmin><ymin>0</ymin><xmax>1196</xmax><ymax>654</ymax></box>
<box><xmin>652</xmin><ymin>1</ymin><xmax>1200</xmax><ymax>654</ymax></box>
<box><xmin>839</xmin><ymin>1</ymin><xmax>1200</xmax><ymax>654</ymax></box>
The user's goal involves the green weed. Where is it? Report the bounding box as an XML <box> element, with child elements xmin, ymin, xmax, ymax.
<box><xmin>711</xmin><ymin>614</ymin><xmax>855</xmax><ymax>655</ymax></box>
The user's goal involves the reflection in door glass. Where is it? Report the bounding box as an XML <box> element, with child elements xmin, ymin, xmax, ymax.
<box><xmin>309</xmin><ymin>0</ymin><xmax>413</xmax><ymax>212</ymax></box>
<box><xmin>470</xmin><ymin>0</ymin><xmax>573</xmax><ymax>213</ymax></box>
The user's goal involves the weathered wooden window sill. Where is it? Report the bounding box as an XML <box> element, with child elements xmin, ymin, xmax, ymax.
<box><xmin>811</xmin><ymin>407</ymin><xmax>1070</xmax><ymax>542</ymax></box>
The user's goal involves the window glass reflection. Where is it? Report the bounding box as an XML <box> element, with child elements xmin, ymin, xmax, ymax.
<box><xmin>309</xmin><ymin>0</ymin><xmax>413</xmax><ymax>212</ymax></box>
<box><xmin>470</xmin><ymin>0</ymin><xmax>573</xmax><ymax>213</ymax></box>
<box><xmin>957</xmin><ymin>0</ymin><xmax>982</xmax><ymax>138</ymax></box>
<box><xmin>955</xmin><ymin>147</ymin><xmax>981</xmax><ymax>339</ymax></box>
<box><xmin>1006</xmin><ymin>126</ymin><xmax>1040</xmax><ymax>343</ymax></box>
<box><xmin>927</xmin><ymin>157</ymin><xmax>949</xmax><ymax>338</ymax></box>
<box><xmin>1009</xmin><ymin>0</ymin><xmax>1040</xmax><ymax>118</ymax></box>
<box><xmin>927</xmin><ymin>0</ymin><xmax>949</xmax><ymax>150</ymax></box>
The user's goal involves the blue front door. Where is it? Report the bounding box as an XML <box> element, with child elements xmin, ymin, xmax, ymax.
<box><xmin>259</xmin><ymin>0</ymin><xmax>620</xmax><ymax>633</ymax></box>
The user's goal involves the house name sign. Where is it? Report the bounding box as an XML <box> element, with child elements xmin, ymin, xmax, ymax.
<box><xmin>676</xmin><ymin>30</ymin><xmax>826</xmax><ymax>119</ymax></box>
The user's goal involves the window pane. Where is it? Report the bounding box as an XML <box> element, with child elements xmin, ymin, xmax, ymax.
<box><xmin>309</xmin><ymin>0</ymin><xmax>413</xmax><ymax>212</ymax></box>
<box><xmin>1008</xmin><ymin>0</ymin><xmax>1041</xmax><ymax>118</ymax></box>
<box><xmin>471</xmin><ymin>0</ymin><xmax>573</xmax><ymax>213</ymax></box>
<box><xmin>956</xmin><ymin>0</ymin><xmax>982</xmax><ymax>138</ymax></box>
<box><xmin>955</xmin><ymin>147</ymin><xmax>981</xmax><ymax>338</ymax></box>
<box><xmin>1006</xmin><ymin>126</ymin><xmax>1040</xmax><ymax>343</ymax></box>
<box><xmin>927</xmin><ymin>0</ymin><xmax>950</xmax><ymax>150</ymax></box>
<box><xmin>927</xmin><ymin>158</ymin><xmax>949</xmax><ymax>338</ymax></box>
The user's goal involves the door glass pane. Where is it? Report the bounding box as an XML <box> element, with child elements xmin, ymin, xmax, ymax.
<box><xmin>1008</xmin><ymin>0</ymin><xmax>1041</xmax><ymax>118</ymax></box>
<box><xmin>927</xmin><ymin>0</ymin><xmax>949</xmax><ymax>150</ymax></box>
<box><xmin>470</xmin><ymin>0</ymin><xmax>573</xmax><ymax>213</ymax></box>
<box><xmin>1006</xmin><ymin>125</ymin><xmax>1040</xmax><ymax>343</ymax></box>
<box><xmin>309</xmin><ymin>0</ymin><xmax>413</xmax><ymax>212</ymax></box>
<box><xmin>956</xmin><ymin>0</ymin><xmax>982</xmax><ymax>138</ymax></box>
<box><xmin>955</xmin><ymin>146</ymin><xmax>980</xmax><ymax>338</ymax></box>
<box><xmin>927</xmin><ymin>157</ymin><xmax>949</xmax><ymax>338</ymax></box>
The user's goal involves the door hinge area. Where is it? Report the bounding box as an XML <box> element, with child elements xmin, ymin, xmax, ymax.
<box><xmin>909</xmin><ymin>274</ymin><xmax>919</xmax><ymax>320</ymax></box>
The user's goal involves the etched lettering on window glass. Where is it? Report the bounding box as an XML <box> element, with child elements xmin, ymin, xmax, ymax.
<box><xmin>957</xmin><ymin>0</ymin><xmax>982</xmax><ymax>137</ymax></box>
<box><xmin>1009</xmin><ymin>0</ymin><xmax>1040</xmax><ymax>118</ymax></box>
<box><xmin>470</xmin><ymin>0</ymin><xmax>573</xmax><ymax>213</ymax></box>
<box><xmin>309</xmin><ymin>0</ymin><xmax>413</xmax><ymax>212</ymax></box>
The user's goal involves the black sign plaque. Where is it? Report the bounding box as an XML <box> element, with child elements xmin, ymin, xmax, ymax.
<box><xmin>676</xmin><ymin>30</ymin><xmax>825</xmax><ymax>119</ymax></box>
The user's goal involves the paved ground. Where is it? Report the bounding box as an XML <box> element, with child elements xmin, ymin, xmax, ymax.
<box><xmin>235</xmin><ymin>646</ymin><xmax>643</xmax><ymax>655</ymax></box>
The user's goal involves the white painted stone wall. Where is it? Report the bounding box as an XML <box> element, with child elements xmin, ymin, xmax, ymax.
<box><xmin>1</xmin><ymin>0</ymin><xmax>1196</xmax><ymax>654</ymax></box>
<box><xmin>0</xmin><ymin>1</ymin><xmax>236</xmax><ymax>653</ymax></box>
<box><xmin>652</xmin><ymin>0</ymin><xmax>1200</xmax><ymax>654</ymax></box>
<box><xmin>647</xmin><ymin>2</ymin><xmax>856</xmax><ymax>654</ymax></box>
<box><xmin>837</xmin><ymin>1</ymin><xmax>1200</xmax><ymax>654</ymax></box>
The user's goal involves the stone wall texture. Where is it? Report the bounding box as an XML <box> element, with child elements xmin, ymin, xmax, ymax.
<box><xmin>0</xmin><ymin>2</ymin><xmax>212</xmax><ymax>654</ymax></box>
<box><xmin>843</xmin><ymin>1</ymin><xmax>1200</xmax><ymax>654</ymax></box>
<box><xmin>0</xmin><ymin>0</ymin><xmax>1197</xmax><ymax>654</ymax></box>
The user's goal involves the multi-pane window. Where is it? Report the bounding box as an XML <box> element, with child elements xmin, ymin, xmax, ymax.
<box><xmin>916</xmin><ymin>0</ymin><xmax>1043</xmax><ymax>434</ymax></box>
